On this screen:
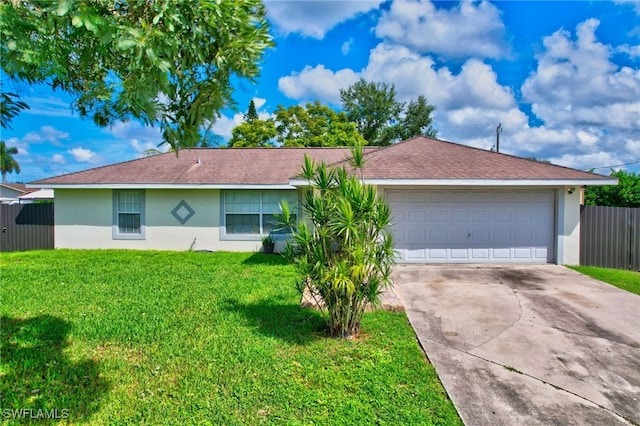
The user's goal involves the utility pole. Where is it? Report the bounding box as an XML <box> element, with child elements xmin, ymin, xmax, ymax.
<box><xmin>496</xmin><ymin>123</ymin><xmax>502</xmax><ymax>153</ymax></box>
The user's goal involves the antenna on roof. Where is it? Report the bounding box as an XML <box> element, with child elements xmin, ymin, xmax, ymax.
<box><xmin>495</xmin><ymin>123</ymin><xmax>502</xmax><ymax>153</ymax></box>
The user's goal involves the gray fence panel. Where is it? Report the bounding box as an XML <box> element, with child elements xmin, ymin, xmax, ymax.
<box><xmin>580</xmin><ymin>205</ymin><xmax>639</xmax><ymax>271</ymax></box>
<box><xmin>0</xmin><ymin>204</ymin><xmax>54</xmax><ymax>252</ymax></box>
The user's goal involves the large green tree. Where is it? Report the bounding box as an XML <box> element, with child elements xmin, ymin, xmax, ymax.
<box><xmin>229</xmin><ymin>118</ymin><xmax>277</xmax><ymax>147</ymax></box>
<box><xmin>276</xmin><ymin>147</ymin><xmax>395</xmax><ymax>338</ymax></box>
<box><xmin>229</xmin><ymin>101</ymin><xmax>365</xmax><ymax>147</ymax></box>
<box><xmin>0</xmin><ymin>141</ymin><xmax>20</xmax><ymax>183</ymax></box>
<box><xmin>340</xmin><ymin>79</ymin><xmax>403</xmax><ymax>146</ymax></box>
<box><xmin>584</xmin><ymin>170</ymin><xmax>640</xmax><ymax>208</ymax></box>
<box><xmin>397</xmin><ymin>95</ymin><xmax>438</xmax><ymax>141</ymax></box>
<box><xmin>275</xmin><ymin>102</ymin><xmax>365</xmax><ymax>147</ymax></box>
<box><xmin>1</xmin><ymin>0</ymin><xmax>273</xmax><ymax>149</ymax></box>
<box><xmin>229</xmin><ymin>99</ymin><xmax>276</xmax><ymax>147</ymax></box>
<box><xmin>340</xmin><ymin>79</ymin><xmax>437</xmax><ymax>146</ymax></box>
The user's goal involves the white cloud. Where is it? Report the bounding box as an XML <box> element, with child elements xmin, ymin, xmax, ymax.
<box><xmin>20</xmin><ymin>125</ymin><xmax>70</xmax><ymax>146</ymax></box>
<box><xmin>363</xmin><ymin>43</ymin><xmax>516</xmax><ymax>110</ymax></box>
<box><xmin>342</xmin><ymin>38</ymin><xmax>353</xmax><ymax>55</ymax></box>
<box><xmin>266</xmin><ymin>0</ymin><xmax>383</xmax><ymax>39</ymax></box>
<box><xmin>51</xmin><ymin>154</ymin><xmax>65</xmax><ymax>164</ymax></box>
<box><xmin>129</xmin><ymin>139</ymin><xmax>168</xmax><ymax>156</ymax></box>
<box><xmin>617</xmin><ymin>44</ymin><xmax>640</xmax><ymax>58</ymax></box>
<box><xmin>615</xmin><ymin>0</ymin><xmax>640</xmax><ymax>15</ymax></box>
<box><xmin>68</xmin><ymin>147</ymin><xmax>98</xmax><ymax>163</ymax></box>
<box><xmin>276</xmin><ymin>15</ymin><xmax>640</xmax><ymax>173</ymax></box>
<box><xmin>375</xmin><ymin>0</ymin><xmax>509</xmax><ymax>59</ymax></box>
<box><xmin>106</xmin><ymin>121</ymin><xmax>163</xmax><ymax>142</ymax></box>
<box><xmin>253</xmin><ymin>97</ymin><xmax>267</xmax><ymax>109</ymax></box>
<box><xmin>278</xmin><ymin>64</ymin><xmax>359</xmax><ymax>104</ymax></box>
<box><xmin>208</xmin><ymin>112</ymin><xmax>245</xmax><ymax>140</ymax></box>
<box><xmin>522</xmin><ymin>18</ymin><xmax>640</xmax><ymax>122</ymax></box>
<box><xmin>516</xmin><ymin>18</ymin><xmax>640</xmax><ymax>170</ymax></box>
<box><xmin>548</xmin><ymin>151</ymin><xmax>624</xmax><ymax>172</ymax></box>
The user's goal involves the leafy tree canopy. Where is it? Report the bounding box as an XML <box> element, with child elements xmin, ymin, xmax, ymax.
<box><xmin>397</xmin><ymin>95</ymin><xmax>437</xmax><ymax>142</ymax></box>
<box><xmin>275</xmin><ymin>102</ymin><xmax>365</xmax><ymax>147</ymax></box>
<box><xmin>1</xmin><ymin>0</ymin><xmax>273</xmax><ymax>150</ymax></box>
<box><xmin>340</xmin><ymin>79</ymin><xmax>437</xmax><ymax>146</ymax></box>
<box><xmin>229</xmin><ymin>118</ymin><xmax>277</xmax><ymax>147</ymax></box>
<box><xmin>229</xmin><ymin>101</ymin><xmax>365</xmax><ymax>147</ymax></box>
<box><xmin>584</xmin><ymin>170</ymin><xmax>640</xmax><ymax>208</ymax></box>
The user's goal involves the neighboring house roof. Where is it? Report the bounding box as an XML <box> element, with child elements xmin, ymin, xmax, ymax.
<box><xmin>18</xmin><ymin>188</ymin><xmax>54</xmax><ymax>200</ymax></box>
<box><xmin>1</xmin><ymin>183</ymin><xmax>27</xmax><ymax>193</ymax></box>
<box><xmin>0</xmin><ymin>183</ymin><xmax>28</xmax><ymax>203</ymax></box>
<box><xmin>30</xmin><ymin>137</ymin><xmax>616</xmax><ymax>188</ymax></box>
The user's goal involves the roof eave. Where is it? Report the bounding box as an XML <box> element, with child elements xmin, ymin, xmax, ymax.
<box><xmin>289</xmin><ymin>178</ymin><xmax>619</xmax><ymax>187</ymax></box>
<box><xmin>27</xmin><ymin>183</ymin><xmax>297</xmax><ymax>190</ymax></box>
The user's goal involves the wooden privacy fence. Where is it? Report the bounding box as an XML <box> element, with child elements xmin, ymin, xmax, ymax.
<box><xmin>580</xmin><ymin>205</ymin><xmax>639</xmax><ymax>271</ymax></box>
<box><xmin>0</xmin><ymin>204</ymin><xmax>54</xmax><ymax>252</ymax></box>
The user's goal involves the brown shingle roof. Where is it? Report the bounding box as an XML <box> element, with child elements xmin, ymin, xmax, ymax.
<box><xmin>350</xmin><ymin>137</ymin><xmax>608</xmax><ymax>180</ymax></box>
<box><xmin>32</xmin><ymin>147</ymin><xmax>371</xmax><ymax>185</ymax></box>
<box><xmin>31</xmin><ymin>137</ymin><xmax>610</xmax><ymax>186</ymax></box>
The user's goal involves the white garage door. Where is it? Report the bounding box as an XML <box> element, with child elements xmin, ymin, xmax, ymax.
<box><xmin>386</xmin><ymin>189</ymin><xmax>555</xmax><ymax>263</ymax></box>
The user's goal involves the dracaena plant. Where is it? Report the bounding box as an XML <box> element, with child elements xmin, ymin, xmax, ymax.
<box><xmin>276</xmin><ymin>147</ymin><xmax>395</xmax><ymax>338</ymax></box>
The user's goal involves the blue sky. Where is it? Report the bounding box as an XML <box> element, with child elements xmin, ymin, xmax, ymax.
<box><xmin>2</xmin><ymin>0</ymin><xmax>639</xmax><ymax>183</ymax></box>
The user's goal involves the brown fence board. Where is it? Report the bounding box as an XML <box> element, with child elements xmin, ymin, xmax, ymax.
<box><xmin>0</xmin><ymin>204</ymin><xmax>54</xmax><ymax>252</ymax></box>
<box><xmin>580</xmin><ymin>205</ymin><xmax>639</xmax><ymax>271</ymax></box>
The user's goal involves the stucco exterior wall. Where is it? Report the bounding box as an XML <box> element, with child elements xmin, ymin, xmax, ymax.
<box><xmin>55</xmin><ymin>189</ymin><xmax>262</xmax><ymax>251</ymax></box>
<box><xmin>54</xmin><ymin>186</ymin><xmax>583</xmax><ymax>263</ymax></box>
<box><xmin>556</xmin><ymin>187</ymin><xmax>581</xmax><ymax>265</ymax></box>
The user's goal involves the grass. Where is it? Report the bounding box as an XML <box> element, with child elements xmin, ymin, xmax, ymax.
<box><xmin>569</xmin><ymin>266</ymin><xmax>640</xmax><ymax>295</ymax></box>
<box><xmin>0</xmin><ymin>250</ymin><xmax>461</xmax><ymax>425</ymax></box>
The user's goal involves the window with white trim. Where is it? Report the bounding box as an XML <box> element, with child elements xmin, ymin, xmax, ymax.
<box><xmin>113</xmin><ymin>190</ymin><xmax>145</xmax><ymax>239</ymax></box>
<box><xmin>223</xmin><ymin>190</ymin><xmax>297</xmax><ymax>238</ymax></box>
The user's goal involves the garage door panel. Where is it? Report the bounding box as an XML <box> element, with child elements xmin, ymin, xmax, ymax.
<box><xmin>493</xmin><ymin>211</ymin><xmax>511</xmax><ymax>222</ymax></box>
<box><xmin>388</xmin><ymin>189</ymin><xmax>554</xmax><ymax>263</ymax></box>
<box><xmin>493</xmin><ymin>248</ymin><xmax>512</xmax><ymax>260</ymax></box>
<box><xmin>428</xmin><ymin>248</ymin><xmax>447</xmax><ymax>259</ymax></box>
<box><xmin>492</xmin><ymin>228</ymin><xmax>511</xmax><ymax>242</ymax></box>
<box><xmin>408</xmin><ymin>230</ymin><xmax>427</xmax><ymax>243</ymax></box>
<box><xmin>472</xmin><ymin>210</ymin><xmax>491</xmax><ymax>222</ymax></box>
<box><xmin>386</xmin><ymin>190</ymin><xmax>406</xmax><ymax>203</ymax></box>
<box><xmin>407</xmin><ymin>191</ymin><xmax>428</xmax><ymax>202</ymax></box>
<box><xmin>407</xmin><ymin>210</ymin><xmax>426</xmax><ymax>223</ymax></box>
<box><xmin>451</xmin><ymin>211</ymin><xmax>469</xmax><ymax>222</ymax></box>
<box><xmin>405</xmin><ymin>248</ymin><xmax>427</xmax><ymax>261</ymax></box>
<box><xmin>429</xmin><ymin>229</ymin><xmax>448</xmax><ymax>243</ymax></box>
<box><xmin>430</xmin><ymin>210</ymin><xmax>448</xmax><ymax>222</ymax></box>
<box><xmin>450</xmin><ymin>228</ymin><xmax>469</xmax><ymax>244</ymax></box>
<box><xmin>450</xmin><ymin>248</ymin><xmax>469</xmax><ymax>259</ymax></box>
<box><xmin>514</xmin><ymin>248</ymin><xmax>534</xmax><ymax>259</ymax></box>
<box><xmin>471</xmin><ymin>248</ymin><xmax>490</xmax><ymax>260</ymax></box>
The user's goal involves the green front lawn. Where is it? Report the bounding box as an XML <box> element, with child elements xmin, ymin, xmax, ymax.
<box><xmin>569</xmin><ymin>266</ymin><xmax>640</xmax><ymax>295</ymax></box>
<box><xmin>1</xmin><ymin>250</ymin><xmax>460</xmax><ymax>425</ymax></box>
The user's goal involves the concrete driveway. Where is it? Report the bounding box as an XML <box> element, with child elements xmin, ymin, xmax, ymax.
<box><xmin>391</xmin><ymin>264</ymin><xmax>640</xmax><ymax>426</ymax></box>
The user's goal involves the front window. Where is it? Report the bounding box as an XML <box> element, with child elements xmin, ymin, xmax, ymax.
<box><xmin>113</xmin><ymin>190</ymin><xmax>145</xmax><ymax>239</ymax></box>
<box><xmin>224</xmin><ymin>190</ymin><xmax>297</xmax><ymax>238</ymax></box>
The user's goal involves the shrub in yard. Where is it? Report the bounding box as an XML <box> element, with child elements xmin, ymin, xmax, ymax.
<box><xmin>277</xmin><ymin>147</ymin><xmax>395</xmax><ymax>338</ymax></box>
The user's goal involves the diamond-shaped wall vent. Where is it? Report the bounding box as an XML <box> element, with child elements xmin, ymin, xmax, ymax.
<box><xmin>171</xmin><ymin>200</ymin><xmax>195</xmax><ymax>225</ymax></box>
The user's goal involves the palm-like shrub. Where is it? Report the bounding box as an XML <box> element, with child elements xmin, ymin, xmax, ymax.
<box><xmin>277</xmin><ymin>151</ymin><xmax>395</xmax><ymax>338</ymax></box>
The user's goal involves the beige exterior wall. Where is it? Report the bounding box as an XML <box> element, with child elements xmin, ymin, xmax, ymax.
<box><xmin>54</xmin><ymin>186</ymin><xmax>582</xmax><ymax>263</ymax></box>
<box><xmin>556</xmin><ymin>187</ymin><xmax>581</xmax><ymax>265</ymax></box>
<box><xmin>55</xmin><ymin>188</ymin><xmax>262</xmax><ymax>252</ymax></box>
